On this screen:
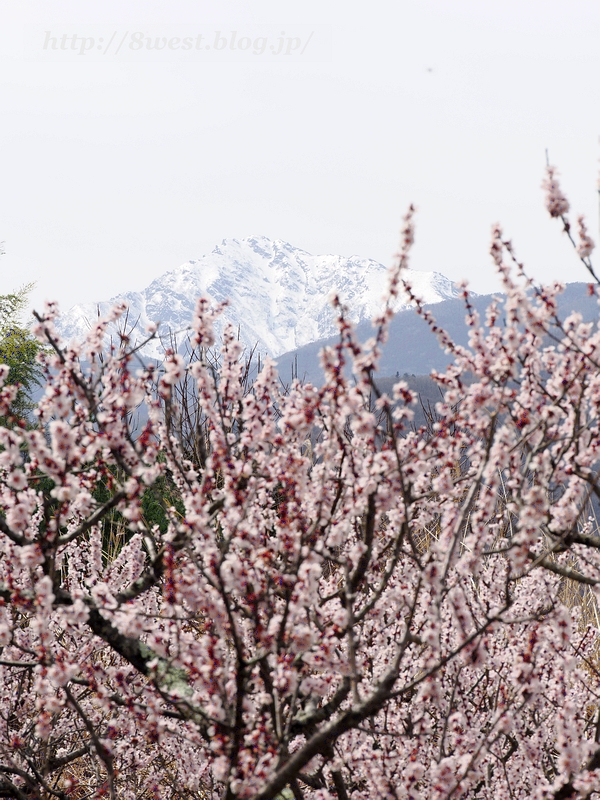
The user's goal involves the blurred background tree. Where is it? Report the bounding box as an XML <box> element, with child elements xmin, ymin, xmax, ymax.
<box><xmin>0</xmin><ymin>245</ymin><xmax>43</xmax><ymax>420</ymax></box>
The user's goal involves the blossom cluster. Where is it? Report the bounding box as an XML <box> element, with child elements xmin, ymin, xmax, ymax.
<box><xmin>0</xmin><ymin>187</ymin><xmax>600</xmax><ymax>800</ymax></box>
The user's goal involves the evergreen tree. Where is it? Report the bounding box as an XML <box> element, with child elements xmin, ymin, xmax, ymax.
<box><xmin>0</xmin><ymin>281</ymin><xmax>42</xmax><ymax>419</ymax></box>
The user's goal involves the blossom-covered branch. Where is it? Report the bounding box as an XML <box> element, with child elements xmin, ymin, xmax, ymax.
<box><xmin>0</xmin><ymin>172</ymin><xmax>600</xmax><ymax>799</ymax></box>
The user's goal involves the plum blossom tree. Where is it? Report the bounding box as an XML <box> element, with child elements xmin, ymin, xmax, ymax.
<box><xmin>1</xmin><ymin>169</ymin><xmax>600</xmax><ymax>799</ymax></box>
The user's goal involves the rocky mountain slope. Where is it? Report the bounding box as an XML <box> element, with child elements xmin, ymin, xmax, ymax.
<box><xmin>57</xmin><ymin>236</ymin><xmax>460</xmax><ymax>359</ymax></box>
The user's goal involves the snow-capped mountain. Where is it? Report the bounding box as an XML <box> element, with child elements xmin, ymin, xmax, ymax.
<box><xmin>57</xmin><ymin>236</ymin><xmax>460</xmax><ymax>359</ymax></box>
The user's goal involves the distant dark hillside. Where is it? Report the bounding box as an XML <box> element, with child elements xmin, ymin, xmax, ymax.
<box><xmin>275</xmin><ymin>282</ymin><xmax>599</xmax><ymax>385</ymax></box>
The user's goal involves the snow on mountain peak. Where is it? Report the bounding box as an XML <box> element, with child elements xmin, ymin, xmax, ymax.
<box><xmin>57</xmin><ymin>237</ymin><xmax>460</xmax><ymax>359</ymax></box>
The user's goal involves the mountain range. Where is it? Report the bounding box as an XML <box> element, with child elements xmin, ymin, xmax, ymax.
<box><xmin>57</xmin><ymin>238</ymin><xmax>599</xmax><ymax>388</ymax></box>
<box><xmin>57</xmin><ymin>236</ymin><xmax>460</xmax><ymax>360</ymax></box>
<box><xmin>276</xmin><ymin>282</ymin><xmax>600</xmax><ymax>384</ymax></box>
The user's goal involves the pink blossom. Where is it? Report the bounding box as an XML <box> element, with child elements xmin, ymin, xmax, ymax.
<box><xmin>577</xmin><ymin>214</ymin><xmax>595</xmax><ymax>258</ymax></box>
<box><xmin>542</xmin><ymin>165</ymin><xmax>570</xmax><ymax>218</ymax></box>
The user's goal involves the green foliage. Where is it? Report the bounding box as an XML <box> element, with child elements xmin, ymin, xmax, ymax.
<box><xmin>141</xmin><ymin>471</ymin><xmax>186</xmax><ymax>533</ymax></box>
<box><xmin>0</xmin><ymin>282</ymin><xmax>43</xmax><ymax>419</ymax></box>
<box><xmin>92</xmin><ymin>460</ymin><xmax>186</xmax><ymax>561</ymax></box>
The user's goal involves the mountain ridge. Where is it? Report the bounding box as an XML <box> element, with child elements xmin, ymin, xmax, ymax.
<box><xmin>274</xmin><ymin>282</ymin><xmax>600</xmax><ymax>384</ymax></box>
<box><xmin>57</xmin><ymin>236</ymin><xmax>461</xmax><ymax>358</ymax></box>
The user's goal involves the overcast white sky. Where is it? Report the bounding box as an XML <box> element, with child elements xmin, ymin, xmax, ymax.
<box><xmin>1</xmin><ymin>0</ymin><xmax>600</xmax><ymax>315</ymax></box>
